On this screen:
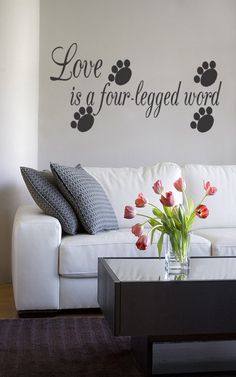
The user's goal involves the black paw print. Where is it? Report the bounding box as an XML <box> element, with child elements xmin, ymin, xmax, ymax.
<box><xmin>108</xmin><ymin>59</ymin><xmax>132</xmax><ymax>85</ymax></box>
<box><xmin>190</xmin><ymin>107</ymin><xmax>214</xmax><ymax>133</ymax></box>
<box><xmin>194</xmin><ymin>61</ymin><xmax>217</xmax><ymax>87</ymax></box>
<box><xmin>71</xmin><ymin>106</ymin><xmax>94</xmax><ymax>132</ymax></box>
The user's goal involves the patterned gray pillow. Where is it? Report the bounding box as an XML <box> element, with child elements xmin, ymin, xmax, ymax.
<box><xmin>20</xmin><ymin>167</ymin><xmax>79</xmax><ymax>235</ymax></box>
<box><xmin>50</xmin><ymin>163</ymin><xmax>118</xmax><ymax>234</ymax></box>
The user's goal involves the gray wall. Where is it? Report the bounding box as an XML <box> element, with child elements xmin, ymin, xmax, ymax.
<box><xmin>0</xmin><ymin>0</ymin><xmax>39</xmax><ymax>283</ymax></box>
<box><xmin>39</xmin><ymin>0</ymin><xmax>236</xmax><ymax>169</ymax></box>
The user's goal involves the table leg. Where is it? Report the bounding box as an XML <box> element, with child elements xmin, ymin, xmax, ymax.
<box><xmin>131</xmin><ymin>336</ymin><xmax>153</xmax><ymax>377</ymax></box>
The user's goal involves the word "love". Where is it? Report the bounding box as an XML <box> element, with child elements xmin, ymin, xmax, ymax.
<box><xmin>50</xmin><ymin>43</ymin><xmax>103</xmax><ymax>81</ymax></box>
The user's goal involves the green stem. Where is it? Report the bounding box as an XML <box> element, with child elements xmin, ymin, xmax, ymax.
<box><xmin>137</xmin><ymin>213</ymin><xmax>155</xmax><ymax>220</ymax></box>
<box><xmin>140</xmin><ymin>219</ymin><xmax>151</xmax><ymax>226</ymax></box>
<box><xmin>147</xmin><ymin>225</ymin><xmax>159</xmax><ymax>236</ymax></box>
<box><xmin>183</xmin><ymin>190</ymin><xmax>189</xmax><ymax>213</ymax></box>
<box><xmin>169</xmin><ymin>230</ymin><xmax>190</xmax><ymax>263</ymax></box>
<box><xmin>198</xmin><ymin>193</ymin><xmax>207</xmax><ymax>205</ymax></box>
<box><xmin>148</xmin><ymin>203</ymin><xmax>158</xmax><ymax>208</ymax></box>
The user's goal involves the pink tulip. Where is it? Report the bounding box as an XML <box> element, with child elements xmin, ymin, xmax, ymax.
<box><xmin>135</xmin><ymin>193</ymin><xmax>148</xmax><ymax>207</ymax></box>
<box><xmin>124</xmin><ymin>205</ymin><xmax>136</xmax><ymax>219</ymax></box>
<box><xmin>160</xmin><ymin>191</ymin><xmax>175</xmax><ymax>207</ymax></box>
<box><xmin>174</xmin><ymin>177</ymin><xmax>186</xmax><ymax>192</ymax></box>
<box><xmin>136</xmin><ymin>234</ymin><xmax>149</xmax><ymax>250</ymax></box>
<box><xmin>131</xmin><ymin>223</ymin><xmax>143</xmax><ymax>237</ymax></box>
<box><xmin>195</xmin><ymin>204</ymin><xmax>209</xmax><ymax>219</ymax></box>
<box><xmin>203</xmin><ymin>181</ymin><xmax>217</xmax><ymax>196</ymax></box>
<box><xmin>153</xmin><ymin>180</ymin><xmax>163</xmax><ymax>194</ymax></box>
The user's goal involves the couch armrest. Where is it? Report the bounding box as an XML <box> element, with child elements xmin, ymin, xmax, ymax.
<box><xmin>12</xmin><ymin>205</ymin><xmax>61</xmax><ymax>311</ymax></box>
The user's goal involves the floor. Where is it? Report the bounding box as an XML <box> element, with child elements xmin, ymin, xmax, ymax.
<box><xmin>0</xmin><ymin>284</ymin><xmax>18</xmax><ymax>319</ymax></box>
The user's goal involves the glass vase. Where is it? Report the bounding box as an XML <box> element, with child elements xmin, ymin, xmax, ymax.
<box><xmin>165</xmin><ymin>232</ymin><xmax>191</xmax><ymax>274</ymax></box>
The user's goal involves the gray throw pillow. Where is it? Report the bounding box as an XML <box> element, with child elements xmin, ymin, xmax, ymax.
<box><xmin>20</xmin><ymin>167</ymin><xmax>79</xmax><ymax>235</ymax></box>
<box><xmin>50</xmin><ymin>163</ymin><xmax>118</xmax><ymax>234</ymax></box>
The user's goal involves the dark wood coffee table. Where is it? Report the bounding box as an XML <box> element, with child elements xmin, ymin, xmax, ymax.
<box><xmin>98</xmin><ymin>257</ymin><xmax>236</xmax><ymax>376</ymax></box>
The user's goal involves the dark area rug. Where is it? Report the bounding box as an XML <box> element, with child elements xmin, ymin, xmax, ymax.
<box><xmin>0</xmin><ymin>317</ymin><xmax>141</xmax><ymax>377</ymax></box>
<box><xmin>1</xmin><ymin>317</ymin><xmax>236</xmax><ymax>377</ymax></box>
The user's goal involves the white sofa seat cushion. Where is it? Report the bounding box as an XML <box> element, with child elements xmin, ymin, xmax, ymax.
<box><xmin>59</xmin><ymin>230</ymin><xmax>211</xmax><ymax>277</ymax></box>
<box><xmin>183</xmin><ymin>164</ymin><xmax>236</xmax><ymax>229</ymax></box>
<box><xmin>193</xmin><ymin>228</ymin><xmax>236</xmax><ymax>256</ymax></box>
<box><xmin>190</xmin><ymin>234</ymin><xmax>211</xmax><ymax>257</ymax></box>
<box><xmin>85</xmin><ymin>162</ymin><xmax>183</xmax><ymax>228</ymax></box>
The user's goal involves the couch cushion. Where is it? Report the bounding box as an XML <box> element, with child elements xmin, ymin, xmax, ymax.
<box><xmin>20</xmin><ymin>167</ymin><xmax>79</xmax><ymax>235</ymax></box>
<box><xmin>183</xmin><ymin>164</ymin><xmax>236</xmax><ymax>229</ymax></box>
<box><xmin>59</xmin><ymin>231</ymin><xmax>211</xmax><ymax>277</ymax></box>
<box><xmin>50</xmin><ymin>163</ymin><xmax>118</xmax><ymax>234</ymax></box>
<box><xmin>85</xmin><ymin>162</ymin><xmax>183</xmax><ymax>228</ymax></box>
<box><xmin>193</xmin><ymin>228</ymin><xmax>236</xmax><ymax>256</ymax></box>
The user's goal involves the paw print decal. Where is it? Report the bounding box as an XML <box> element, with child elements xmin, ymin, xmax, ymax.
<box><xmin>71</xmin><ymin>106</ymin><xmax>94</xmax><ymax>132</ymax></box>
<box><xmin>190</xmin><ymin>107</ymin><xmax>214</xmax><ymax>133</ymax></box>
<box><xmin>108</xmin><ymin>59</ymin><xmax>132</xmax><ymax>85</ymax></box>
<box><xmin>194</xmin><ymin>61</ymin><xmax>217</xmax><ymax>87</ymax></box>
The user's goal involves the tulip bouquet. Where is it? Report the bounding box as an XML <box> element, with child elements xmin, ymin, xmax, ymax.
<box><xmin>124</xmin><ymin>178</ymin><xmax>217</xmax><ymax>265</ymax></box>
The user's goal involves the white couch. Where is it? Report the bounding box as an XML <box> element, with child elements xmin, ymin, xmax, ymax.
<box><xmin>12</xmin><ymin>163</ymin><xmax>236</xmax><ymax>314</ymax></box>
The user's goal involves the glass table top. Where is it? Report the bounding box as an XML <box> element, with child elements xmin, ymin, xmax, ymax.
<box><xmin>104</xmin><ymin>257</ymin><xmax>236</xmax><ymax>282</ymax></box>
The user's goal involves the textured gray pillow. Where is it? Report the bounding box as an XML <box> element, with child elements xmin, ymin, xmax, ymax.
<box><xmin>50</xmin><ymin>163</ymin><xmax>118</xmax><ymax>234</ymax></box>
<box><xmin>20</xmin><ymin>167</ymin><xmax>79</xmax><ymax>235</ymax></box>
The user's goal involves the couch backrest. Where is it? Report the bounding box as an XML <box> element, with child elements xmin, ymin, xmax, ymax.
<box><xmin>86</xmin><ymin>163</ymin><xmax>182</xmax><ymax>228</ymax></box>
<box><xmin>183</xmin><ymin>164</ymin><xmax>236</xmax><ymax>229</ymax></box>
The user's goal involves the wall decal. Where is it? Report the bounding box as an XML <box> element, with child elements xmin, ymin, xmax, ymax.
<box><xmin>190</xmin><ymin>60</ymin><xmax>219</xmax><ymax>133</ymax></box>
<box><xmin>184</xmin><ymin>82</ymin><xmax>221</xmax><ymax>106</ymax></box>
<box><xmin>49</xmin><ymin>43</ymin><xmax>222</xmax><ymax>134</ymax></box>
<box><xmin>194</xmin><ymin>60</ymin><xmax>217</xmax><ymax>87</ymax></box>
<box><xmin>108</xmin><ymin>60</ymin><xmax>132</xmax><ymax>85</ymax></box>
<box><xmin>50</xmin><ymin>43</ymin><xmax>103</xmax><ymax>81</ymax></box>
<box><xmin>71</xmin><ymin>106</ymin><xmax>94</xmax><ymax>132</ymax></box>
<box><xmin>190</xmin><ymin>107</ymin><xmax>214</xmax><ymax>133</ymax></box>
